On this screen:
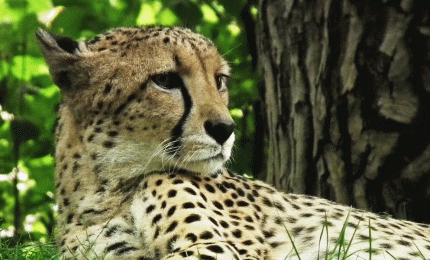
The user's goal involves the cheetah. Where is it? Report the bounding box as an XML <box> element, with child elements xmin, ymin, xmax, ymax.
<box><xmin>36</xmin><ymin>26</ymin><xmax>430</xmax><ymax>260</ymax></box>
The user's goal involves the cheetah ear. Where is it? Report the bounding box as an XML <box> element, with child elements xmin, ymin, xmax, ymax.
<box><xmin>36</xmin><ymin>29</ymin><xmax>84</xmax><ymax>91</ymax></box>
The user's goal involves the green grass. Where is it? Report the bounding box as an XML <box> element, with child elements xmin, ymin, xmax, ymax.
<box><xmin>0</xmin><ymin>240</ymin><xmax>59</xmax><ymax>260</ymax></box>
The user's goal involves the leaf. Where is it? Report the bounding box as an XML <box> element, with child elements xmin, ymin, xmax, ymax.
<box><xmin>5</xmin><ymin>0</ymin><xmax>28</xmax><ymax>9</ymax></box>
<box><xmin>171</xmin><ymin>2</ymin><xmax>202</xmax><ymax>27</ymax></box>
<box><xmin>24</xmin><ymin>155</ymin><xmax>54</xmax><ymax>195</ymax></box>
<box><xmin>10</xmin><ymin>118</ymin><xmax>39</xmax><ymax>147</ymax></box>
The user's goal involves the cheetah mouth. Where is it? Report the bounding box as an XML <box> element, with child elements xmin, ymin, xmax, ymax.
<box><xmin>185</xmin><ymin>152</ymin><xmax>224</xmax><ymax>163</ymax></box>
<box><xmin>200</xmin><ymin>153</ymin><xmax>224</xmax><ymax>162</ymax></box>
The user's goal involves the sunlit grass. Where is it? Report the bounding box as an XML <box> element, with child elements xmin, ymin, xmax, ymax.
<box><xmin>0</xmin><ymin>240</ymin><xmax>59</xmax><ymax>260</ymax></box>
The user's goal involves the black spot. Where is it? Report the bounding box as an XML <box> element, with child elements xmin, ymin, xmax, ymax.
<box><xmin>105</xmin><ymin>225</ymin><xmax>119</xmax><ymax>237</ymax></box>
<box><xmin>163</xmin><ymin>37</ymin><xmax>170</xmax><ymax>43</ymax></box>
<box><xmin>180</xmin><ymin>251</ymin><xmax>194</xmax><ymax>257</ymax></box>
<box><xmin>218</xmin><ymin>184</ymin><xmax>227</xmax><ymax>193</ymax></box>
<box><xmin>168</xmin><ymin>189</ymin><xmax>177</xmax><ymax>198</ymax></box>
<box><xmin>230</xmin><ymin>215</ymin><xmax>241</xmax><ymax>220</ymax></box>
<box><xmin>253</xmin><ymin>204</ymin><xmax>261</xmax><ymax>212</ymax></box>
<box><xmin>191</xmin><ymin>181</ymin><xmax>199</xmax><ymax>188</ymax></box>
<box><xmin>238</xmin><ymin>249</ymin><xmax>247</xmax><ymax>255</ymax></box>
<box><xmin>403</xmin><ymin>234</ymin><xmax>414</xmax><ymax>240</ymax></box>
<box><xmin>207</xmin><ymin>245</ymin><xmax>224</xmax><ymax>253</ymax></box>
<box><xmin>192</xmin><ymin>176</ymin><xmax>202</xmax><ymax>181</ymax></box>
<box><xmin>292</xmin><ymin>227</ymin><xmax>304</xmax><ymax>236</ymax></box>
<box><xmin>152</xmin><ymin>214</ymin><xmax>162</xmax><ymax>225</ymax></box>
<box><xmin>390</xmin><ymin>223</ymin><xmax>402</xmax><ymax>230</ymax></box>
<box><xmin>220</xmin><ymin>221</ymin><xmax>229</xmax><ymax>228</ymax></box>
<box><xmin>263</xmin><ymin>230</ymin><xmax>275</xmax><ymax>238</ymax></box>
<box><xmin>167</xmin><ymin>206</ymin><xmax>176</xmax><ymax>217</ymax></box>
<box><xmin>200</xmin><ymin>255</ymin><xmax>216</xmax><ymax>260</ymax></box>
<box><xmin>103</xmin><ymin>141</ymin><xmax>115</xmax><ymax>148</ymax></box>
<box><xmin>274</xmin><ymin>216</ymin><xmax>283</xmax><ymax>225</ymax></box>
<box><xmin>244</xmin><ymin>225</ymin><xmax>255</xmax><ymax>230</ymax></box>
<box><xmin>300</xmin><ymin>213</ymin><xmax>313</xmax><ymax>218</ymax></box>
<box><xmin>185</xmin><ymin>214</ymin><xmax>201</xmax><ymax>223</ymax></box>
<box><xmin>200</xmin><ymin>231</ymin><xmax>213</xmax><ymax>239</ymax></box>
<box><xmin>377</xmin><ymin>223</ymin><xmax>388</xmax><ymax>228</ymax></box>
<box><xmin>173</xmin><ymin>179</ymin><xmax>184</xmax><ymax>184</ymax></box>
<box><xmin>204</xmin><ymin>184</ymin><xmax>215</xmax><ymax>193</ymax></box>
<box><xmin>155</xmin><ymin>179</ymin><xmax>163</xmax><ymax>186</ymax></box>
<box><xmin>153</xmin><ymin>226</ymin><xmax>160</xmax><ymax>239</ymax></box>
<box><xmin>166</xmin><ymin>221</ymin><xmax>178</xmax><ymax>233</ymax></box>
<box><xmin>63</xmin><ymin>198</ymin><xmax>70</xmax><ymax>206</ymax></box>
<box><xmin>72</xmin><ymin>163</ymin><xmax>80</xmax><ymax>172</ymax></box>
<box><xmin>114</xmin><ymin>103</ymin><xmax>127</xmax><ymax>115</ymax></box>
<box><xmin>213</xmin><ymin>201</ymin><xmax>224</xmax><ymax>210</ymax></box>
<box><xmin>397</xmin><ymin>240</ymin><xmax>411</xmax><ymax>246</ymax></box>
<box><xmin>200</xmin><ymin>192</ymin><xmax>207</xmax><ymax>202</ymax></box>
<box><xmin>244</xmin><ymin>216</ymin><xmax>253</xmax><ymax>222</ymax></box>
<box><xmin>117</xmin><ymin>246</ymin><xmax>137</xmax><ymax>254</ymax></box>
<box><xmin>107</xmin><ymin>131</ymin><xmax>118</xmax><ymax>137</ymax></box>
<box><xmin>182</xmin><ymin>202</ymin><xmax>195</xmax><ymax>209</ymax></box>
<box><xmin>237</xmin><ymin>188</ymin><xmax>245</xmax><ymax>197</ymax></box>
<box><xmin>242</xmin><ymin>240</ymin><xmax>253</xmax><ymax>246</ymax></box>
<box><xmin>246</xmin><ymin>194</ymin><xmax>255</xmax><ymax>202</ymax></box>
<box><xmin>96</xmin><ymin>186</ymin><xmax>106</xmax><ymax>193</ymax></box>
<box><xmin>184</xmin><ymin>187</ymin><xmax>197</xmax><ymax>195</ymax></box>
<box><xmin>224</xmin><ymin>199</ymin><xmax>234</xmax><ymax>207</ymax></box>
<box><xmin>106</xmin><ymin>241</ymin><xmax>127</xmax><ymax>252</ymax></box>
<box><xmin>270</xmin><ymin>242</ymin><xmax>282</xmax><ymax>248</ymax></box>
<box><xmin>73</xmin><ymin>181</ymin><xmax>81</xmax><ymax>191</ymax></box>
<box><xmin>104</xmin><ymin>83</ymin><xmax>112</xmax><ymax>94</ymax></box>
<box><xmin>237</xmin><ymin>201</ymin><xmax>249</xmax><ymax>207</ymax></box>
<box><xmin>208</xmin><ymin>217</ymin><xmax>218</xmax><ymax>226</ymax></box>
<box><xmin>262</xmin><ymin>197</ymin><xmax>272</xmax><ymax>207</ymax></box>
<box><xmin>232</xmin><ymin>229</ymin><xmax>242</xmax><ymax>238</ymax></box>
<box><xmin>67</xmin><ymin>213</ymin><xmax>74</xmax><ymax>223</ymax></box>
<box><xmin>186</xmin><ymin>233</ymin><xmax>197</xmax><ymax>243</ymax></box>
<box><xmin>146</xmin><ymin>205</ymin><xmax>155</xmax><ymax>214</ymax></box>
<box><xmin>291</xmin><ymin>203</ymin><xmax>302</xmax><ymax>210</ymax></box>
<box><xmin>274</xmin><ymin>202</ymin><xmax>285</xmax><ymax>211</ymax></box>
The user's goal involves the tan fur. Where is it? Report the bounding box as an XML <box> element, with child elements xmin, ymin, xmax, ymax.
<box><xmin>37</xmin><ymin>27</ymin><xmax>430</xmax><ymax>260</ymax></box>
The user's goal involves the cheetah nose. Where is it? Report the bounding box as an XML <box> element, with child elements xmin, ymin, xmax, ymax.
<box><xmin>204</xmin><ymin>119</ymin><xmax>235</xmax><ymax>145</ymax></box>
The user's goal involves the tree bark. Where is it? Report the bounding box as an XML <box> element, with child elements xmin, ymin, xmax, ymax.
<box><xmin>257</xmin><ymin>0</ymin><xmax>430</xmax><ymax>223</ymax></box>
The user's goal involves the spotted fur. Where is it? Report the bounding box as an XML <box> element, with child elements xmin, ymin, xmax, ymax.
<box><xmin>37</xmin><ymin>27</ymin><xmax>430</xmax><ymax>260</ymax></box>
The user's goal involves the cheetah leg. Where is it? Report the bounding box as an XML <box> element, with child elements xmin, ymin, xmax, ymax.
<box><xmin>60</xmin><ymin>218</ymin><xmax>148</xmax><ymax>259</ymax></box>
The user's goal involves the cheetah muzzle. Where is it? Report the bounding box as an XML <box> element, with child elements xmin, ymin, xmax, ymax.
<box><xmin>37</xmin><ymin>26</ymin><xmax>430</xmax><ymax>260</ymax></box>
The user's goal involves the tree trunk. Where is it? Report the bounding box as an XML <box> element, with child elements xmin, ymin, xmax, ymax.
<box><xmin>257</xmin><ymin>0</ymin><xmax>430</xmax><ymax>223</ymax></box>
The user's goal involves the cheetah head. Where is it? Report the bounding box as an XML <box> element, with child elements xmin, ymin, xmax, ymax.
<box><xmin>36</xmin><ymin>27</ymin><xmax>235</xmax><ymax>177</ymax></box>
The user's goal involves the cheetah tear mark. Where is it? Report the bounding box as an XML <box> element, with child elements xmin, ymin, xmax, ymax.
<box><xmin>166</xmin><ymin>70</ymin><xmax>192</xmax><ymax>156</ymax></box>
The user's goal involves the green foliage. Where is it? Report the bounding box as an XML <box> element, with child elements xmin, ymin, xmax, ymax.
<box><xmin>0</xmin><ymin>0</ymin><xmax>258</xmax><ymax>248</ymax></box>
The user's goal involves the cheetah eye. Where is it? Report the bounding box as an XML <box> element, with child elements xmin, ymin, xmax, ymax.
<box><xmin>152</xmin><ymin>72</ymin><xmax>183</xmax><ymax>90</ymax></box>
<box><xmin>215</xmin><ymin>74</ymin><xmax>229</xmax><ymax>91</ymax></box>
